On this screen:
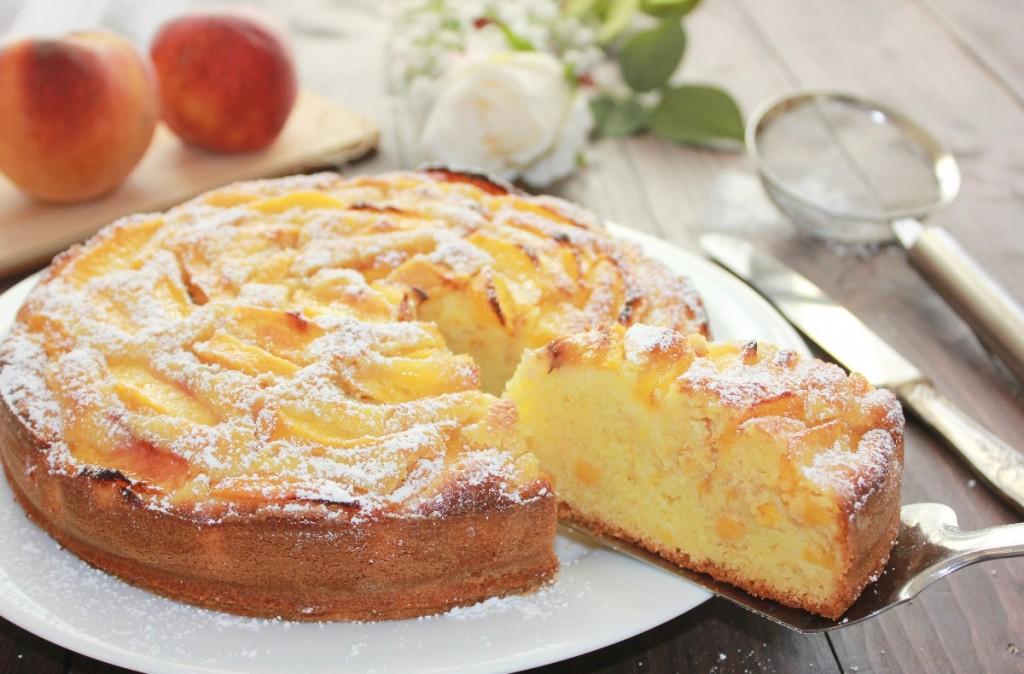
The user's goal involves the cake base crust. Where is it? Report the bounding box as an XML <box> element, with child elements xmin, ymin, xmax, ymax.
<box><xmin>0</xmin><ymin>399</ymin><xmax>558</xmax><ymax>621</ymax></box>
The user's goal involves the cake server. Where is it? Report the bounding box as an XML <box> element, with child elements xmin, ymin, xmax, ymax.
<box><xmin>699</xmin><ymin>233</ymin><xmax>1024</xmax><ymax>516</ymax></box>
<box><xmin>565</xmin><ymin>502</ymin><xmax>1024</xmax><ymax>633</ymax></box>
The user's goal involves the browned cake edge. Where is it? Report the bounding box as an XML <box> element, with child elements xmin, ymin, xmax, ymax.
<box><xmin>556</xmin><ymin>435</ymin><xmax>902</xmax><ymax>621</ymax></box>
<box><xmin>0</xmin><ymin>397</ymin><xmax>559</xmax><ymax>621</ymax></box>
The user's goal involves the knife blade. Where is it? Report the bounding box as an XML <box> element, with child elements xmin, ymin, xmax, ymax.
<box><xmin>699</xmin><ymin>233</ymin><xmax>921</xmax><ymax>389</ymax></box>
<box><xmin>699</xmin><ymin>232</ymin><xmax>1024</xmax><ymax>514</ymax></box>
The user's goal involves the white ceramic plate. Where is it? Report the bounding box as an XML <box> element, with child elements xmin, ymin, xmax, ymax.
<box><xmin>0</xmin><ymin>225</ymin><xmax>807</xmax><ymax>674</ymax></box>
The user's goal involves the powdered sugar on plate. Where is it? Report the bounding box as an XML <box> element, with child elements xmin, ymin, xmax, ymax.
<box><xmin>442</xmin><ymin>584</ymin><xmax>570</xmax><ymax>621</ymax></box>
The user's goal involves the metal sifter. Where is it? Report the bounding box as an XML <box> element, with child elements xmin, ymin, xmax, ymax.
<box><xmin>747</xmin><ymin>90</ymin><xmax>1024</xmax><ymax>386</ymax></box>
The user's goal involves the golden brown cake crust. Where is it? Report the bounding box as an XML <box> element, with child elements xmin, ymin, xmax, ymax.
<box><xmin>0</xmin><ymin>397</ymin><xmax>558</xmax><ymax>621</ymax></box>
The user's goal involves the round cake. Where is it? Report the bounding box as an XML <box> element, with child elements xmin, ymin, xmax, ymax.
<box><xmin>0</xmin><ymin>168</ymin><xmax>708</xmax><ymax>620</ymax></box>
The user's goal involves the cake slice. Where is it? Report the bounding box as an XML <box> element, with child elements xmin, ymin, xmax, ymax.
<box><xmin>505</xmin><ymin>323</ymin><xmax>904</xmax><ymax>619</ymax></box>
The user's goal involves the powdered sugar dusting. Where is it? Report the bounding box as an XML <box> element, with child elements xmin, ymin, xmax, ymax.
<box><xmin>679</xmin><ymin>355</ymin><xmax>793</xmax><ymax>409</ymax></box>
<box><xmin>623</xmin><ymin>324</ymin><xmax>682</xmax><ymax>364</ymax></box>
<box><xmin>1</xmin><ymin>173</ymin><xmax>595</xmax><ymax>522</ymax></box>
<box><xmin>426</xmin><ymin>236</ymin><xmax>494</xmax><ymax>276</ymax></box>
<box><xmin>0</xmin><ymin>169</ymin><xmax>715</xmax><ymax>524</ymax></box>
<box><xmin>804</xmin><ymin>428</ymin><xmax>899</xmax><ymax>513</ymax></box>
<box><xmin>0</xmin><ymin>332</ymin><xmax>64</xmax><ymax>445</ymax></box>
<box><xmin>673</xmin><ymin>338</ymin><xmax>902</xmax><ymax>503</ymax></box>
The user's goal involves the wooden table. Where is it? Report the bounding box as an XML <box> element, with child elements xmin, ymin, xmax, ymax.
<box><xmin>1</xmin><ymin>1</ymin><xmax>1021</xmax><ymax>672</ymax></box>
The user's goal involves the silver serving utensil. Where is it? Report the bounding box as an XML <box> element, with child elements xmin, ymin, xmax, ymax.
<box><xmin>700</xmin><ymin>233</ymin><xmax>1024</xmax><ymax>514</ymax></box>
<box><xmin>748</xmin><ymin>90</ymin><xmax>1024</xmax><ymax>386</ymax></box>
<box><xmin>563</xmin><ymin>503</ymin><xmax>1024</xmax><ymax>633</ymax></box>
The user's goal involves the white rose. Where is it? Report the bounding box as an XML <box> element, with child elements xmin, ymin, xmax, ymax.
<box><xmin>418</xmin><ymin>51</ymin><xmax>592</xmax><ymax>186</ymax></box>
<box><xmin>522</xmin><ymin>90</ymin><xmax>592</xmax><ymax>186</ymax></box>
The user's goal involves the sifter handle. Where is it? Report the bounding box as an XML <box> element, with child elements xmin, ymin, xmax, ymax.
<box><xmin>894</xmin><ymin>218</ymin><xmax>1024</xmax><ymax>387</ymax></box>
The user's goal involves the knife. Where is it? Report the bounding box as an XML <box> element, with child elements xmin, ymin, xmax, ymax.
<box><xmin>699</xmin><ymin>233</ymin><xmax>1024</xmax><ymax>515</ymax></box>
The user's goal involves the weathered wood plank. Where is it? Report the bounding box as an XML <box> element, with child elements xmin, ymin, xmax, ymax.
<box><xmin>0</xmin><ymin>619</ymin><xmax>66</xmax><ymax>674</ymax></box>
<box><xmin>65</xmin><ymin>652</ymin><xmax>135</xmax><ymax>674</ymax></box>
<box><xmin>608</xmin><ymin>0</ymin><xmax>800</xmax><ymax>254</ymax></box>
<box><xmin>553</xmin><ymin>139</ymin><xmax>666</xmax><ymax>236</ymax></box>
<box><xmin>915</xmin><ymin>0</ymin><xmax>1024</xmax><ymax>106</ymax></box>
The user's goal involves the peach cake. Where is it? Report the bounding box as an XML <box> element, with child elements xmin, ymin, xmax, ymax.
<box><xmin>0</xmin><ymin>168</ymin><xmax>902</xmax><ymax>621</ymax></box>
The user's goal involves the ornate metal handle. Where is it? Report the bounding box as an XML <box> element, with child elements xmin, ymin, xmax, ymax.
<box><xmin>945</xmin><ymin>521</ymin><xmax>1024</xmax><ymax>560</ymax></box>
<box><xmin>898</xmin><ymin>381</ymin><xmax>1024</xmax><ymax>514</ymax></box>
<box><xmin>895</xmin><ymin>218</ymin><xmax>1024</xmax><ymax>387</ymax></box>
<box><xmin>897</xmin><ymin>503</ymin><xmax>1024</xmax><ymax>601</ymax></box>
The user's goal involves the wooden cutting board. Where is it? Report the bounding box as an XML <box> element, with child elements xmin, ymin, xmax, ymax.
<box><xmin>0</xmin><ymin>90</ymin><xmax>379</xmax><ymax>277</ymax></box>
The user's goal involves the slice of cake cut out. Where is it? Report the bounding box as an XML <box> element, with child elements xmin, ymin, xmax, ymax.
<box><xmin>506</xmin><ymin>323</ymin><xmax>904</xmax><ymax>619</ymax></box>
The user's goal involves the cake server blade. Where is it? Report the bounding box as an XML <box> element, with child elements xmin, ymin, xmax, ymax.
<box><xmin>699</xmin><ymin>233</ymin><xmax>1024</xmax><ymax>515</ymax></box>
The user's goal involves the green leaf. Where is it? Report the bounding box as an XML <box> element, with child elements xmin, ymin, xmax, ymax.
<box><xmin>563</xmin><ymin>60</ymin><xmax>578</xmax><ymax>82</ymax></box>
<box><xmin>619</xmin><ymin>20</ymin><xmax>686</xmax><ymax>92</ymax></box>
<box><xmin>565</xmin><ymin>0</ymin><xmax>599</xmax><ymax>17</ymax></box>
<box><xmin>597</xmin><ymin>0</ymin><xmax>641</xmax><ymax>43</ymax></box>
<box><xmin>641</xmin><ymin>0</ymin><xmax>701</xmax><ymax>18</ymax></box>
<box><xmin>590</xmin><ymin>96</ymin><xmax>648</xmax><ymax>138</ymax></box>
<box><xmin>648</xmin><ymin>85</ymin><xmax>744</xmax><ymax>145</ymax></box>
<box><xmin>495</xmin><ymin>21</ymin><xmax>534</xmax><ymax>51</ymax></box>
<box><xmin>590</xmin><ymin>96</ymin><xmax>616</xmax><ymax>131</ymax></box>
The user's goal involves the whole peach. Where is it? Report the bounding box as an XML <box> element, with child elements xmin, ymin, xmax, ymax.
<box><xmin>150</xmin><ymin>9</ymin><xmax>298</xmax><ymax>153</ymax></box>
<box><xmin>0</xmin><ymin>31</ymin><xmax>158</xmax><ymax>203</ymax></box>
